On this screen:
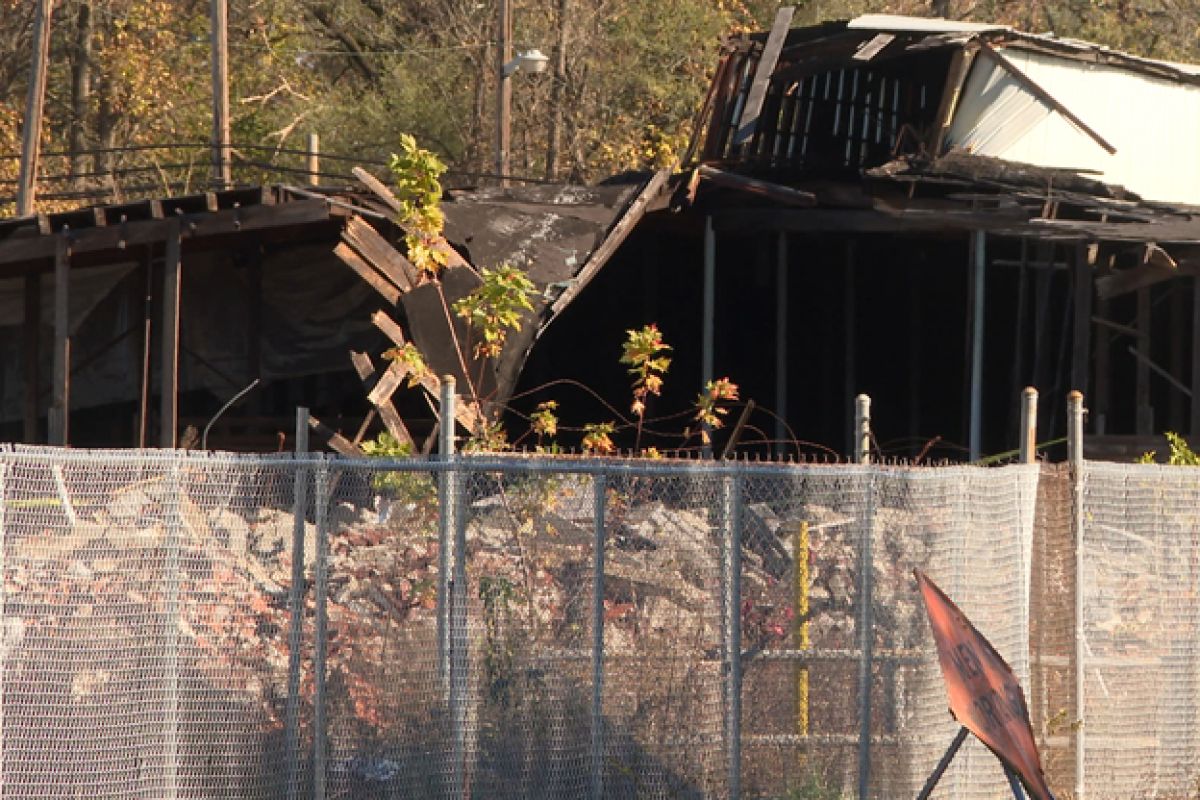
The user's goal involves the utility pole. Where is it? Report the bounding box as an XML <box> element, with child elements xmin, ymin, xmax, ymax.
<box><xmin>495</xmin><ymin>0</ymin><xmax>511</xmax><ymax>185</ymax></box>
<box><xmin>545</xmin><ymin>0</ymin><xmax>568</xmax><ymax>180</ymax></box>
<box><xmin>18</xmin><ymin>0</ymin><xmax>54</xmax><ymax>217</ymax></box>
<box><xmin>210</xmin><ymin>0</ymin><xmax>231</xmax><ymax>189</ymax></box>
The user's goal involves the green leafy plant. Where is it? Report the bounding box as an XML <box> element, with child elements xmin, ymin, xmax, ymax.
<box><xmin>1137</xmin><ymin>431</ymin><xmax>1200</xmax><ymax>464</ymax></box>
<box><xmin>359</xmin><ymin>431</ymin><xmax>436</xmax><ymax>505</ymax></box>
<box><xmin>694</xmin><ymin>377</ymin><xmax>740</xmax><ymax>445</ymax></box>
<box><xmin>453</xmin><ymin>264</ymin><xmax>537</xmax><ymax>360</ymax></box>
<box><xmin>582</xmin><ymin>422</ymin><xmax>617</xmax><ymax>455</ymax></box>
<box><xmin>530</xmin><ymin>400</ymin><xmax>561</xmax><ymax>452</ymax></box>
<box><xmin>388</xmin><ymin>134</ymin><xmax>452</xmax><ymax>276</ymax></box>
<box><xmin>463</xmin><ymin>420</ymin><xmax>510</xmax><ymax>453</ymax></box>
<box><xmin>620</xmin><ymin>324</ymin><xmax>671</xmax><ymax>450</ymax></box>
<box><xmin>620</xmin><ymin>324</ymin><xmax>671</xmax><ymax>418</ymax></box>
<box><xmin>382</xmin><ymin>342</ymin><xmax>433</xmax><ymax>389</ymax></box>
<box><xmin>387</xmin><ymin>133</ymin><xmax>447</xmax><ymax>234</ymax></box>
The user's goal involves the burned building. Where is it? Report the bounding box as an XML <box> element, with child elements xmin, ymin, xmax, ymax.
<box><xmin>3</xmin><ymin>12</ymin><xmax>1200</xmax><ymax>460</ymax></box>
<box><xmin>526</xmin><ymin>12</ymin><xmax>1200</xmax><ymax>461</ymax></box>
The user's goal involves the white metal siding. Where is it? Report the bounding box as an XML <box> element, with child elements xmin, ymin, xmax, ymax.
<box><xmin>946</xmin><ymin>48</ymin><xmax>1200</xmax><ymax>206</ymax></box>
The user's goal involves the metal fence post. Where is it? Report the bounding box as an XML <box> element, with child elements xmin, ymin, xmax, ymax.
<box><xmin>855</xmin><ymin>394</ymin><xmax>871</xmax><ymax>464</ymax></box>
<box><xmin>591</xmin><ymin>473</ymin><xmax>607</xmax><ymax>800</ymax></box>
<box><xmin>1067</xmin><ymin>390</ymin><xmax>1086</xmax><ymax>800</ymax></box>
<box><xmin>312</xmin><ymin>456</ymin><xmax>331</xmax><ymax>800</ymax></box>
<box><xmin>450</xmin><ymin>452</ymin><xmax>469</xmax><ymax>800</ymax></box>
<box><xmin>438</xmin><ymin>377</ymin><xmax>457</xmax><ymax>691</ymax></box>
<box><xmin>285</xmin><ymin>407</ymin><xmax>310</xmax><ymax>800</ymax></box>
<box><xmin>857</xmin><ymin>466</ymin><xmax>876</xmax><ymax>800</ymax></box>
<box><xmin>0</xmin><ymin>460</ymin><xmax>7</xmax><ymax>790</ymax></box>
<box><xmin>724</xmin><ymin>473</ymin><xmax>743</xmax><ymax>799</ymax></box>
<box><xmin>1021</xmin><ymin>387</ymin><xmax>1038</xmax><ymax>464</ymax></box>
<box><xmin>164</xmin><ymin>456</ymin><xmax>182</xmax><ymax>800</ymax></box>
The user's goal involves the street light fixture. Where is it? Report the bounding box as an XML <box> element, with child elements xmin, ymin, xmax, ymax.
<box><xmin>502</xmin><ymin>49</ymin><xmax>549</xmax><ymax>79</ymax></box>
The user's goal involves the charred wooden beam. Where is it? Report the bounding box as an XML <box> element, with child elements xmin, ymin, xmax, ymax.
<box><xmin>733</xmin><ymin>6</ymin><xmax>795</xmax><ymax>148</ymax></box>
<box><xmin>341</xmin><ymin>215</ymin><xmax>418</xmax><ymax>291</ymax></box>
<box><xmin>22</xmin><ymin>267</ymin><xmax>39</xmax><ymax>443</ymax></box>
<box><xmin>0</xmin><ymin>199</ymin><xmax>331</xmax><ymax>268</ymax></box>
<box><xmin>335</xmin><ymin>242</ymin><xmax>401</xmax><ymax>305</ymax></box>
<box><xmin>697</xmin><ymin>165</ymin><xmax>817</xmax><ymax>207</ymax></box>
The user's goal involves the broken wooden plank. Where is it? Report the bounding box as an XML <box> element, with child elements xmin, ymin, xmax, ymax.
<box><xmin>352</xmin><ymin>166</ymin><xmax>405</xmax><ymax>217</ymax></box>
<box><xmin>342</xmin><ymin>215</ymin><xmax>419</xmax><ymax>291</ymax></box>
<box><xmin>308</xmin><ymin>414</ymin><xmax>363</xmax><ymax>456</ymax></box>
<box><xmin>1096</xmin><ymin>247</ymin><xmax>1180</xmax><ymax>300</ymax></box>
<box><xmin>349</xmin><ymin>349</ymin><xmax>418</xmax><ymax>449</ymax></box>
<box><xmin>334</xmin><ymin>242</ymin><xmax>401</xmax><ymax>305</ymax></box>
<box><xmin>367</xmin><ymin>359</ymin><xmax>410</xmax><ymax>407</ymax></box>
<box><xmin>376</xmin><ymin>403</ymin><xmax>416</xmax><ymax>450</ymax></box>
<box><xmin>350</xmin><ymin>350</ymin><xmax>375</xmax><ymax>382</ymax></box>
<box><xmin>371</xmin><ymin>310</ymin><xmax>408</xmax><ymax>348</ymax></box>
<box><xmin>733</xmin><ymin>5</ymin><xmax>795</xmax><ymax>147</ymax></box>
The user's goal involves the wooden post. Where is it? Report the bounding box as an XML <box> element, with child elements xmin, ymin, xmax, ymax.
<box><xmin>774</xmin><ymin>231</ymin><xmax>788</xmax><ymax>455</ymax></box>
<box><xmin>68</xmin><ymin>0</ymin><xmax>92</xmax><ymax>187</ymax></box>
<box><xmin>1192</xmin><ymin>276</ymin><xmax>1200</xmax><ymax>437</ymax></box>
<box><xmin>844</xmin><ymin>240</ymin><xmax>856</xmax><ymax>456</ymax></box>
<box><xmin>49</xmin><ymin>234</ymin><xmax>70</xmax><ymax>445</ymax></box>
<box><xmin>495</xmin><ymin>0</ymin><xmax>512</xmax><ymax>184</ymax></box>
<box><xmin>702</xmin><ymin>215</ymin><xmax>715</xmax><ymax>456</ymax></box>
<box><xmin>306</xmin><ymin>133</ymin><xmax>320</xmax><ymax>186</ymax></box>
<box><xmin>1094</xmin><ymin>252</ymin><xmax>1111</xmax><ymax>435</ymax></box>
<box><xmin>17</xmin><ymin>0</ymin><xmax>54</xmax><ymax>217</ymax></box>
<box><xmin>1136</xmin><ymin>287</ymin><xmax>1152</xmax><ymax>435</ymax></box>
<box><xmin>1071</xmin><ymin>242</ymin><xmax>1092</xmax><ymax>401</ymax></box>
<box><xmin>160</xmin><ymin>220</ymin><xmax>182</xmax><ymax>447</ymax></box>
<box><xmin>138</xmin><ymin>247</ymin><xmax>153</xmax><ymax>448</ymax></box>
<box><xmin>909</xmin><ymin>263</ymin><xmax>921</xmax><ymax>451</ymax></box>
<box><xmin>1010</xmin><ymin>239</ymin><xmax>1029</xmax><ymax>438</ymax></box>
<box><xmin>246</xmin><ymin>249</ymin><xmax>263</xmax><ymax>413</ymax></box>
<box><xmin>544</xmin><ymin>0</ymin><xmax>567</xmax><ymax>179</ymax></box>
<box><xmin>210</xmin><ymin>0</ymin><xmax>231</xmax><ymax>188</ymax></box>
<box><xmin>1170</xmin><ymin>284</ymin><xmax>1185</xmax><ymax>430</ymax></box>
<box><xmin>23</xmin><ymin>269</ymin><xmax>41</xmax><ymax>442</ymax></box>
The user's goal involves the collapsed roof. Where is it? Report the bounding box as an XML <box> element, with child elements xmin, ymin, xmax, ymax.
<box><xmin>675</xmin><ymin>11</ymin><xmax>1200</xmax><ymax>307</ymax></box>
<box><xmin>691</xmin><ymin>12</ymin><xmax>1200</xmax><ymax>220</ymax></box>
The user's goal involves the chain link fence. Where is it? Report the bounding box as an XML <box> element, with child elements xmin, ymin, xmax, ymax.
<box><xmin>0</xmin><ymin>446</ymin><xmax>1193</xmax><ymax>798</ymax></box>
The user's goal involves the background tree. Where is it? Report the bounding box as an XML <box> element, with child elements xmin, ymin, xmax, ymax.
<box><xmin>0</xmin><ymin>0</ymin><xmax>1197</xmax><ymax>210</ymax></box>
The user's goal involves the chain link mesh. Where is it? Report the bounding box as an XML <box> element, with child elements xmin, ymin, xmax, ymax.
<box><xmin>0</xmin><ymin>447</ymin><xmax>1188</xmax><ymax>798</ymax></box>
<box><xmin>1075</xmin><ymin>461</ymin><xmax>1200</xmax><ymax>798</ymax></box>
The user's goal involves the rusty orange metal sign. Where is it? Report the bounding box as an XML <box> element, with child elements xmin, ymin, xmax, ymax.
<box><xmin>916</xmin><ymin>570</ymin><xmax>1054</xmax><ymax>800</ymax></box>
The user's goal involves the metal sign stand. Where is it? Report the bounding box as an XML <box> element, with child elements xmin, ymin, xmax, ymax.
<box><xmin>916</xmin><ymin>727</ymin><xmax>1034</xmax><ymax>800</ymax></box>
<box><xmin>916</xmin><ymin>727</ymin><xmax>969</xmax><ymax>800</ymax></box>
